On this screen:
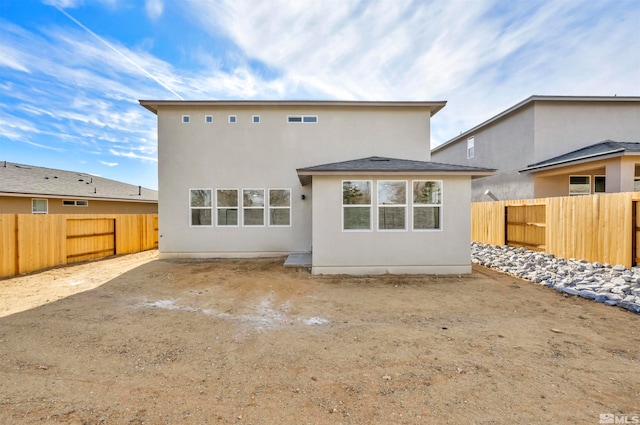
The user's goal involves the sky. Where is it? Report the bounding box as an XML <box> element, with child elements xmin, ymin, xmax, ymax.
<box><xmin>1</xmin><ymin>0</ymin><xmax>639</xmax><ymax>191</ymax></box>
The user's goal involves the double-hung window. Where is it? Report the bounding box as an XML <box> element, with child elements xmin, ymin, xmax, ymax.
<box><xmin>32</xmin><ymin>199</ymin><xmax>48</xmax><ymax>214</ymax></box>
<box><xmin>269</xmin><ymin>189</ymin><xmax>291</xmax><ymax>226</ymax></box>
<box><xmin>190</xmin><ymin>189</ymin><xmax>212</xmax><ymax>226</ymax></box>
<box><xmin>216</xmin><ymin>189</ymin><xmax>239</xmax><ymax>226</ymax></box>
<box><xmin>378</xmin><ymin>180</ymin><xmax>407</xmax><ymax>230</ymax></box>
<box><xmin>413</xmin><ymin>181</ymin><xmax>442</xmax><ymax>230</ymax></box>
<box><xmin>467</xmin><ymin>136</ymin><xmax>475</xmax><ymax>159</ymax></box>
<box><xmin>243</xmin><ymin>189</ymin><xmax>265</xmax><ymax>226</ymax></box>
<box><xmin>342</xmin><ymin>181</ymin><xmax>372</xmax><ymax>230</ymax></box>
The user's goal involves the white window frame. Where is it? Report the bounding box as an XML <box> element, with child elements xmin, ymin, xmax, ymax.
<box><xmin>216</xmin><ymin>189</ymin><xmax>239</xmax><ymax>227</ymax></box>
<box><xmin>268</xmin><ymin>188</ymin><xmax>292</xmax><ymax>227</ymax></box>
<box><xmin>412</xmin><ymin>180</ymin><xmax>443</xmax><ymax>232</ymax></box>
<box><xmin>252</xmin><ymin>115</ymin><xmax>260</xmax><ymax>124</ymax></box>
<box><xmin>342</xmin><ymin>180</ymin><xmax>372</xmax><ymax>232</ymax></box>
<box><xmin>377</xmin><ymin>180</ymin><xmax>407</xmax><ymax>232</ymax></box>
<box><xmin>32</xmin><ymin>198</ymin><xmax>48</xmax><ymax>214</ymax></box>
<box><xmin>569</xmin><ymin>175</ymin><xmax>591</xmax><ymax>196</ymax></box>
<box><xmin>635</xmin><ymin>177</ymin><xmax>640</xmax><ymax>192</ymax></box>
<box><xmin>594</xmin><ymin>175</ymin><xmax>606</xmax><ymax>193</ymax></box>
<box><xmin>189</xmin><ymin>188</ymin><xmax>213</xmax><ymax>227</ymax></box>
<box><xmin>228</xmin><ymin>115</ymin><xmax>237</xmax><ymax>123</ymax></box>
<box><xmin>242</xmin><ymin>188</ymin><xmax>265</xmax><ymax>227</ymax></box>
<box><xmin>287</xmin><ymin>115</ymin><xmax>318</xmax><ymax>124</ymax></box>
<box><xmin>205</xmin><ymin>115</ymin><xmax>213</xmax><ymax>124</ymax></box>
<box><xmin>62</xmin><ymin>200</ymin><xmax>89</xmax><ymax>207</ymax></box>
<box><xmin>467</xmin><ymin>136</ymin><xmax>475</xmax><ymax>159</ymax></box>
<box><xmin>182</xmin><ymin>115</ymin><xmax>190</xmax><ymax>124</ymax></box>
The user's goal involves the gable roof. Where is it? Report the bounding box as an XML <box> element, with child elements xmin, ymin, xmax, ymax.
<box><xmin>432</xmin><ymin>95</ymin><xmax>640</xmax><ymax>153</ymax></box>
<box><xmin>0</xmin><ymin>161</ymin><xmax>158</xmax><ymax>202</ymax></box>
<box><xmin>296</xmin><ymin>156</ymin><xmax>495</xmax><ymax>185</ymax></box>
<box><xmin>520</xmin><ymin>140</ymin><xmax>640</xmax><ymax>173</ymax></box>
<box><xmin>139</xmin><ymin>100</ymin><xmax>447</xmax><ymax>116</ymax></box>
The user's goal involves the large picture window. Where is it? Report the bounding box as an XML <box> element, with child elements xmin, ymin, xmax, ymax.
<box><xmin>378</xmin><ymin>180</ymin><xmax>407</xmax><ymax>230</ymax></box>
<box><xmin>343</xmin><ymin>180</ymin><xmax>372</xmax><ymax>230</ymax></box>
<box><xmin>413</xmin><ymin>181</ymin><xmax>442</xmax><ymax>230</ymax></box>
<box><xmin>243</xmin><ymin>189</ymin><xmax>265</xmax><ymax>226</ymax></box>
<box><xmin>216</xmin><ymin>189</ymin><xmax>239</xmax><ymax>226</ymax></box>
<box><xmin>190</xmin><ymin>189</ymin><xmax>212</xmax><ymax>226</ymax></box>
<box><xmin>269</xmin><ymin>189</ymin><xmax>291</xmax><ymax>226</ymax></box>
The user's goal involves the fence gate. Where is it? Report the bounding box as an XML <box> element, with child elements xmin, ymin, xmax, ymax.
<box><xmin>66</xmin><ymin>218</ymin><xmax>116</xmax><ymax>263</ymax></box>
<box><xmin>505</xmin><ymin>205</ymin><xmax>546</xmax><ymax>251</ymax></box>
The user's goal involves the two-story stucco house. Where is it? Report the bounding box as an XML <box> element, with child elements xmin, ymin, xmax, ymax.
<box><xmin>140</xmin><ymin>100</ymin><xmax>493</xmax><ymax>275</ymax></box>
<box><xmin>431</xmin><ymin>96</ymin><xmax>640</xmax><ymax>201</ymax></box>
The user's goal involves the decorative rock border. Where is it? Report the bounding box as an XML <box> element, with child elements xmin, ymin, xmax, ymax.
<box><xmin>471</xmin><ymin>242</ymin><xmax>640</xmax><ymax>314</ymax></box>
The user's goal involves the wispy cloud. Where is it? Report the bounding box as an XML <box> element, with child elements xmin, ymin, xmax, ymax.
<box><xmin>99</xmin><ymin>160</ymin><xmax>118</xmax><ymax>167</ymax></box>
<box><xmin>145</xmin><ymin>0</ymin><xmax>163</xmax><ymax>20</ymax></box>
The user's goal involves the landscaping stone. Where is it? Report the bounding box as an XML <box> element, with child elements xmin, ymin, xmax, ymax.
<box><xmin>471</xmin><ymin>243</ymin><xmax>640</xmax><ymax>315</ymax></box>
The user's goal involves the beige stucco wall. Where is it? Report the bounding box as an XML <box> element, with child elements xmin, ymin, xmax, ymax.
<box><xmin>0</xmin><ymin>196</ymin><xmax>157</xmax><ymax>214</ymax></box>
<box><xmin>156</xmin><ymin>104</ymin><xmax>434</xmax><ymax>257</ymax></box>
<box><xmin>310</xmin><ymin>175</ymin><xmax>472</xmax><ymax>275</ymax></box>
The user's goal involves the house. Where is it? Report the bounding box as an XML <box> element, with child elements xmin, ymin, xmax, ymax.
<box><xmin>431</xmin><ymin>96</ymin><xmax>640</xmax><ymax>201</ymax></box>
<box><xmin>139</xmin><ymin>100</ymin><xmax>494</xmax><ymax>275</ymax></box>
<box><xmin>0</xmin><ymin>161</ymin><xmax>158</xmax><ymax>214</ymax></box>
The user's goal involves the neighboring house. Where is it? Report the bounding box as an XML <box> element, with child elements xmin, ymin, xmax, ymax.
<box><xmin>0</xmin><ymin>161</ymin><xmax>158</xmax><ymax>214</ymax></box>
<box><xmin>139</xmin><ymin>100</ymin><xmax>493</xmax><ymax>275</ymax></box>
<box><xmin>431</xmin><ymin>96</ymin><xmax>640</xmax><ymax>201</ymax></box>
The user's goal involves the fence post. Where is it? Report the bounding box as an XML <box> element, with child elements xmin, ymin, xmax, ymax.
<box><xmin>503</xmin><ymin>206</ymin><xmax>508</xmax><ymax>246</ymax></box>
<box><xmin>633</xmin><ymin>201</ymin><xmax>637</xmax><ymax>268</ymax></box>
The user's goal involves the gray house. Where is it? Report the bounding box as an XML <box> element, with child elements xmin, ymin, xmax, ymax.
<box><xmin>431</xmin><ymin>96</ymin><xmax>640</xmax><ymax>201</ymax></box>
<box><xmin>0</xmin><ymin>161</ymin><xmax>158</xmax><ymax>214</ymax></box>
<box><xmin>140</xmin><ymin>100</ymin><xmax>493</xmax><ymax>275</ymax></box>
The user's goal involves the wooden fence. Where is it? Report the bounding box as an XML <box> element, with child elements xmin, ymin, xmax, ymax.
<box><xmin>472</xmin><ymin>192</ymin><xmax>640</xmax><ymax>268</ymax></box>
<box><xmin>0</xmin><ymin>214</ymin><xmax>158</xmax><ymax>278</ymax></box>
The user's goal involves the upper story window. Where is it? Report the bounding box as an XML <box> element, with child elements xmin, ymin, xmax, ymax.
<box><xmin>205</xmin><ymin>115</ymin><xmax>213</xmax><ymax>123</ymax></box>
<box><xmin>32</xmin><ymin>199</ymin><xmax>48</xmax><ymax>214</ymax></box>
<box><xmin>190</xmin><ymin>189</ymin><xmax>212</xmax><ymax>226</ymax></box>
<box><xmin>228</xmin><ymin>115</ymin><xmax>237</xmax><ymax>123</ymax></box>
<box><xmin>378</xmin><ymin>180</ymin><xmax>407</xmax><ymax>231</ymax></box>
<box><xmin>467</xmin><ymin>136</ymin><xmax>475</xmax><ymax>159</ymax></box>
<box><xmin>569</xmin><ymin>176</ymin><xmax>590</xmax><ymax>196</ymax></box>
<box><xmin>288</xmin><ymin>115</ymin><xmax>318</xmax><ymax>123</ymax></box>
<box><xmin>182</xmin><ymin>115</ymin><xmax>190</xmax><ymax>124</ymax></box>
<box><xmin>342</xmin><ymin>180</ymin><xmax>372</xmax><ymax>231</ymax></box>
<box><xmin>252</xmin><ymin>115</ymin><xmax>260</xmax><ymax>124</ymax></box>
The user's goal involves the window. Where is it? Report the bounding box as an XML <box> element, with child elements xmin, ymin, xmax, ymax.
<box><xmin>378</xmin><ymin>180</ymin><xmax>407</xmax><ymax>230</ymax></box>
<box><xmin>205</xmin><ymin>115</ymin><xmax>213</xmax><ymax>123</ymax></box>
<box><xmin>467</xmin><ymin>136</ymin><xmax>475</xmax><ymax>159</ymax></box>
<box><xmin>216</xmin><ymin>189</ymin><xmax>238</xmax><ymax>226</ymax></box>
<box><xmin>635</xmin><ymin>178</ymin><xmax>640</xmax><ymax>192</ymax></box>
<box><xmin>32</xmin><ymin>199</ymin><xmax>48</xmax><ymax>214</ymax></box>
<box><xmin>243</xmin><ymin>189</ymin><xmax>265</xmax><ymax>226</ymax></box>
<box><xmin>594</xmin><ymin>176</ymin><xmax>606</xmax><ymax>193</ymax></box>
<box><xmin>569</xmin><ymin>176</ymin><xmax>590</xmax><ymax>195</ymax></box>
<box><xmin>342</xmin><ymin>181</ymin><xmax>372</xmax><ymax>230</ymax></box>
<box><xmin>413</xmin><ymin>181</ymin><xmax>442</xmax><ymax>230</ymax></box>
<box><xmin>190</xmin><ymin>189</ymin><xmax>212</xmax><ymax>226</ymax></box>
<box><xmin>62</xmin><ymin>200</ymin><xmax>88</xmax><ymax>207</ymax></box>
<box><xmin>228</xmin><ymin>115</ymin><xmax>237</xmax><ymax>123</ymax></box>
<box><xmin>269</xmin><ymin>189</ymin><xmax>291</xmax><ymax>226</ymax></box>
<box><xmin>252</xmin><ymin>115</ymin><xmax>260</xmax><ymax>124</ymax></box>
<box><xmin>288</xmin><ymin>115</ymin><xmax>318</xmax><ymax>123</ymax></box>
<box><xmin>182</xmin><ymin>115</ymin><xmax>190</xmax><ymax>124</ymax></box>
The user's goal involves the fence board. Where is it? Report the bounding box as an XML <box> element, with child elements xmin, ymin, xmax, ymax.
<box><xmin>0</xmin><ymin>214</ymin><xmax>158</xmax><ymax>278</ymax></box>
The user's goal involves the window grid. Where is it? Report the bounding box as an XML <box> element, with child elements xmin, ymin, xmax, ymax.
<box><xmin>32</xmin><ymin>199</ymin><xmax>48</xmax><ymax>214</ymax></box>
<box><xmin>189</xmin><ymin>189</ymin><xmax>213</xmax><ymax>226</ymax></box>
<box><xmin>287</xmin><ymin>115</ymin><xmax>318</xmax><ymax>123</ymax></box>
<box><xmin>412</xmin><ymin>180</ymin><xmax>443</xmax><ymax>231</ymax></box>
<box><xmin>268</xmin><ymin>189</ymin><xmax>291</xmax><ymax>227</ymax></box>
<box><xmin>242</xmin><ymin>189</ymin><xmax>265</xmax><ymax>226</ymax></box>
<box><xmin>377</xmin><ymin>180</ymin><xmax>407</xmax><ymax>231</ymax></box>
<box><xmin>342</xmin><ymin>180</ymin><xmax>372</xmax><ymax>231</ymax></box>
<box><xmin>216</xmin><ymin>189</ymin><xmax>239</xmax><ymax>227</ymax></box>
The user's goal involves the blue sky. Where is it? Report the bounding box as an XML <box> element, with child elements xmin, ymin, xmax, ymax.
<box><xmin>1</xmin><ymin>0</ymin><xmax>639</xmax><ymax>190</ymax></box>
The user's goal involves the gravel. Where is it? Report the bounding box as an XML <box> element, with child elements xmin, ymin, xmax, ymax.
<box><xmin>471</xmin><ymin>242</ymin><xmax>640</xmax><ymax>314</ymax></box>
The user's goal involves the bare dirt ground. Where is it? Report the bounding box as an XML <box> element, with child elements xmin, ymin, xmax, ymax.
<box><xmin>0</xmin><ymin>252</ymin><xmax>639</xmax><ymax>425</ymax></box>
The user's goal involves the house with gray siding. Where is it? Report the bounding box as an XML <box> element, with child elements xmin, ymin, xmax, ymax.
<box><xmin>431</xmin><ymin>96</ymin><xmax>640</xmax><ymax>201</ymax></box>
<box><xmin>140</xmin><ymin>100</ymin><xmax>493</xmax><ymax>275</ymax></box>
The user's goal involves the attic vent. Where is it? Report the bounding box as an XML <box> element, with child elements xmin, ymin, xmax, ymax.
<box><xmin>78</xmin><ymin>179</ymin><xmax>84</xmax><ymax>182</ymax></box>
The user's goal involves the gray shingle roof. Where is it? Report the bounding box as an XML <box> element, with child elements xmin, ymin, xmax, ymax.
<box><xmin>520</xmin><ymin>140</ymin><xmax>640</xmax><ymax>172</ymax></box>
<box><xmin>297</xmin><ymin>156</ymin><xmax>495</xmax><ymax>185</ymax></box>
<box><xmin>0</xmin><ymin>161</ymin><xmax>158</xmax><ymax>202</ymax></box>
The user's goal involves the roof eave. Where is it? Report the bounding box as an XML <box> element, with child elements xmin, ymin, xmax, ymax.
<box><xmin>296</xmin><ymin>169</ymin><xmax>496</xmax><ymax>186</ymax></box>
<box><xmin>0</xmin><ymin>192</ymin><xmax>158</xmax><ymax>203</ymax></box>
<box><xmin>518</xmin><ymin>150</ymin><xmax>640</xmax><ymax>173</ymax></box>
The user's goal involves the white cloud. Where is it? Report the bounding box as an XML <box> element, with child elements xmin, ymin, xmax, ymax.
<box><xmin>145</xmin><ymin>0</ymin><xmax>163</xmax><ymax>20</ymax></box>
<box><xmin>109</xmin><ymin>148</ymin><xmax>157</xmax><ymax>162</ymax></box>
<box><xmin>99</xmin><ymin>160</ymin><xmax>118</xmax><ymax>167</ymax></box>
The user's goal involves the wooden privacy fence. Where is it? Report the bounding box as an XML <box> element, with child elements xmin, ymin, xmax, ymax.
<box><xmin>472</xmin><ymin>192</ymin><xmax>640</xmax><ymax>268</ymax></box>
<box><xmin>0</xmin><ymin>214</ymin><xmax>158</xmax><ymax>278</ymax></box>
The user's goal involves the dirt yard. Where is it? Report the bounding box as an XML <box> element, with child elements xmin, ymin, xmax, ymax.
<box><xmin>0</xmin><ymin>252</ymin><xmax>639</xmax><ymax>424</ymax></box>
